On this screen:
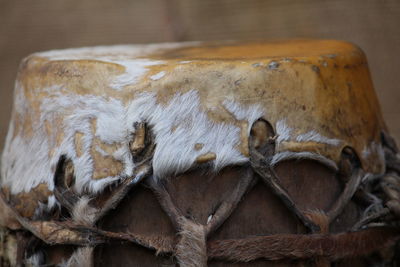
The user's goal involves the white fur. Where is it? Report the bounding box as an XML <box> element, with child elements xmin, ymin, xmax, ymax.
<box><xmin>296</xmin><ymin>130</ymin><xmax>341</xmax><ymax>146</ymax></box>
<box><xmin>26</xmin><ymin>252</ymin><xmax>44</xmax><ymax>267</ymax></box>
<box><xmin>33</xmin><ymin>195</ymin><xmax>58</xmax><ymax>218</ymax></box>
<box><xmin>223</xmin><ymin>99</ymin><xmax>264</xmax><ymax>133</ymax></box>
<box><xmin>95</xmin><ymin>146</ymin><xmax>109</xmax><ymax>157</ymax></box>
<box><xmin>362</xmin><ymin>141</ymin><xmax>384</xmax><ymax>159</ymax></box>
<box><xmin>72</xmin><ymin>197</ymin><xmax>97</xmax><ymax>225</ymax></box>
<box><xmin>109</xmin><ymin>60</ymin><xmax>163</xmax><ymax>90</ymax></box>
<box><xmin>35</xmin><ymin>42</ymin><xmax>199</xmax><ymax>61</ymax></box>
<box><xmin>275</xmin><ymin>120</ymin><xmax>340</xmax><ymax>146</ymax></box>
<box><xmin>35</xmin><ymin>43</ymin><xmax>200</xmax><ymax>91</ymax></box>
<box><xmin>1</xmin><ymin>125</ymin><xmax>54</xmax><ymax>193</ymax></box>
<box><xmin>47</xmin><ymin>195</ymin><xmax>57</xmax><ymax>208</ymax></box>
<box><xmin>275</xmin><ymin>119</ymin><xmax>292</xmax><ymax>143</ymax></box>
<box><xmin>128</xmin><ymin>90</ymin><xmax>263</xmax><ymax>177</ymax></box>
<box><xmin>150</xmin><ymin>71</ymin><xmax>166</xmax><ymax>81</ymax></box>
<box><xmin>2</xmin><ymin>87</ymin><xmax>263</xmax><ymax>196</ymax></box>
<box><xmin>362</xmin><ymin>141</ymin><xmax>385</xmax><ymax>172</ymax></box>
<box><xmin>207</xmin><ymin>215</ymin><xmax>213</xmax><ymax>224</ymax></box>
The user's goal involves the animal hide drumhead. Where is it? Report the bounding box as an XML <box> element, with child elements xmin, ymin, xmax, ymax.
<box><xmin>1</xmin><ymin>40</ymin><xmax>399</xmax><ymax>266</ymax></box>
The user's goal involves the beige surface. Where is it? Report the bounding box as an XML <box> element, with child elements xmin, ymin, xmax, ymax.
<box><xmin>0</xmin><ymin>0</ymin><xmax>399</xmax><ymax>150</ymax></box>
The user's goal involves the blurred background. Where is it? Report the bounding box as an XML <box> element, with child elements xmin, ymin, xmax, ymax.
<box><xmin>0</xmin><ymin>0</ymin><xmax>399</xmax><ymax>150</ymax></box>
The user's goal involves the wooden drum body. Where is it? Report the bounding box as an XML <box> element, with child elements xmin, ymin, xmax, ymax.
<box><xmin>1</xmin><ymin>40</ymin><xmax>400</xmax><ymax>266</ymax></box>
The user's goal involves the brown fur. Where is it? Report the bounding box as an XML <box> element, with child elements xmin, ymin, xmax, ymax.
<box><xmin>6</xmin><ymin>158</ymin><xmax>393</xmax><ymax>266</ymax></box>
<box><xmin>304</xmin><ymin>210</ymin><xmax>330</xmax><ymax>234</ymax></box>
<box><xmin>176</xmin><ymin>217</ymin><xmax>207</xmax><ymax>267</ymax></box>
<box><xmin>208</xmin><ymin>227</ymin><xmax>400</xmax><ymax>262</ymax></box>
<box><xmin>94</xmin><ymin>161</ymin><xmax>363</xmax><ymax>266</ymax></box>
<box><xmin>16</xmin><ymin>222</ymin><xmax>399</xmax><ymax>263</ymax></box>
<box><xmin>304</xmin><ymin>210</ymin><xmax>331</xmax><ymax>266</ymax></box>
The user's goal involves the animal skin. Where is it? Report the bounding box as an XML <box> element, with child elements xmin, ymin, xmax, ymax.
<box><xmin>0</xmin><ymin>40</ymin><xmax>399</xmax><ymax>266</ymax></box>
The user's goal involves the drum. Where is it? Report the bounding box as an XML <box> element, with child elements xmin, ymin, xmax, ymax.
<box><xmin>1</xmin><ymin>40</ymin><xmax>400</xmax><ymax>266</ymax></box>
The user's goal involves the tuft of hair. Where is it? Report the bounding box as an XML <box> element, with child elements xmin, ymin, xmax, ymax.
<box><xmin>304</xmin><ymin>209</ymin><xmax>330</xmax><ymax>234</ymax></box>
<box><xmin>71</xmin><ymin>197</ymin><xmax>97</xmax><ymax>226</ymax></box>
<box><xmin>59</xmin><ymin>247</ymin><xmax>93</xmax><ymax>267</ymax></box>
<box><xmin>296</xmin><ymin>130</ymin><xmax>341</xmax><ymax>146</ymax></box>
<box><xmin>25</xmin><ymin>251</ymin><xmax>44</xmax><ymax>267</ymax></box>
<box><xmin>175</xmin><ymin>217</ymin><xmax>207</xmax><ymax>267</ymax></box>
<box><xmin>275</xmin><ymin>119</ymin><xmax>292</xmax><ymax>143</ymax></box>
